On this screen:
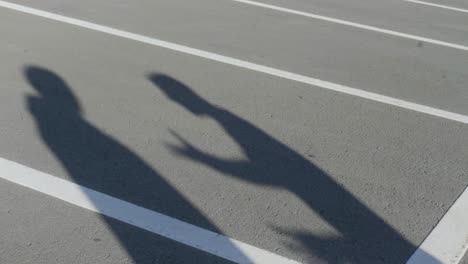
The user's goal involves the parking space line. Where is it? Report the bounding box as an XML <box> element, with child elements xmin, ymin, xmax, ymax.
<box><xmin>0</xmin><ymin>157</ymin><xmax>301</xmax><ymax>264</ymax></box>
<box><xmin>403</xmin><ymin>0</ymin><xmax>468</xmax><ymax>14</ymax></box>
<box><xmin>1</xmin><ymin>0</ymin><xmax>468</xmax><ymax>125</ymax></box>
<box><xmin>226</xmin><ymin>0</ymin><xmax>468</xmax><ymax>51</ymax></box>
<box><xmin>406</xmin><ymin>184</ymin><xmax>468</xmax><ymax>264</ymax></box>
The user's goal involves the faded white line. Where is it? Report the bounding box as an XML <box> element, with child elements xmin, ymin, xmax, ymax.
<box><xmin>226</xmin><ymin>0</ymin><xmax>468</xmax><ymax>51</ymax></box>
<box><xmin>0</xmin><ymin>157</ymin><xmax>301</xmax><ymax>264</ymax></box>
<box><xmin>403</xmin><ymin>0</ymin><xmax>468</xmax><ymax>14</ymax></box>
<box><xmin>1</xmin><ymin>0</ymin><xmax>468</xmax><ymax>125</ymax></box>
<box><xmin>406</xmin><ymin>184</ymin><xmax>468</xmax><ymax>264</ymax></box>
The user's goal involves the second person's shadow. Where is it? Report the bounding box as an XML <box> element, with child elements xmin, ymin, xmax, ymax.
<box><xmin>148</xmin><ymin>73</ymin><xmax>429</xmax><ymax>264</ymax></box>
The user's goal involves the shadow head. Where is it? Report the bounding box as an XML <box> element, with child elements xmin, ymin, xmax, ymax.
<box><xmin>24</xmin><ymin>65</ymin><xmax>81</xmax><ymax>115</ymax></box>
<box><xmin>148</xmin><ymin>73</ymin><xmax>212</xmax><ymax>115</ymax></box>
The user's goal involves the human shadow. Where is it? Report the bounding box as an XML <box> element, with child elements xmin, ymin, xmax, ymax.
<box><xmin>149</xmin><ymin>73</ymin><xmax>437</xmax><ymax>264</ymax></box>
<box><xmin>24</xmin><ymin>66</ymin><xmax>245</xmax><ymax>264</ymax></box>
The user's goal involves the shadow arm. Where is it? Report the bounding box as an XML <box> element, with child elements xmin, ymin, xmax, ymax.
<box><xmin>165</xmin><ymin>131</ymin><xmax>249</xmax><ymax>177</ymax></box>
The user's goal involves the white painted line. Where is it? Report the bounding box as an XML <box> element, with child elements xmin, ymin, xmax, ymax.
<box><xmin>1</xmin><ymin>1</ymin><xmax>468</xmax><ymax>125</ymax></box>
<box><xmin>0</xmin><ymin>157</ymin><xmax>301</xmax><ymax>264</ymax></box>
<box><xmin>403</xmin><ymin>0</ymin><xmax>468</xmax><ymax>14</ymax></box>
<box><xmin>406</xmin><ymin>185</ymin><xmax>468</xmax><ymax>264</ymax></box>
<box><xmin>227</xmin><ymin>0</ymin><xmax>468</xmax><ymax>51</ymax></box>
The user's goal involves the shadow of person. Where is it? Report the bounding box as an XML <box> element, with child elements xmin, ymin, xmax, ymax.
<box><xmin>149</xmin><ymin>73</ymin><xmax>436</xmax><ymax>264</ymax></box>
<box><xmin>24</xmin><ymin>65</ymin><xmax>247</xmax><ymax>264</ymax></box>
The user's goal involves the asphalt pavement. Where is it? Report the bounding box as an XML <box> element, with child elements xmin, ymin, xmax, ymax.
<box><xmin>1</xmin><ymin>0</ymin><xmax>467</xmax><ymax>263</ymax></box>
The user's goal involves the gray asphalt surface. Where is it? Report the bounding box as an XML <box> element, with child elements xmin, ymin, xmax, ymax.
<box><xmin>8</xmin><ymin>0</ymin><xmax>468</xmax><ymax>116</ymax></box>
<box><xmin>1</xmin><ymin>0</ymin><xmax>467</xmax><ymax>263</ymax></box>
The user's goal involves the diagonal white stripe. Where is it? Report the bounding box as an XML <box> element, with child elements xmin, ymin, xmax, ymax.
<box><xmin>406</xmin><ymin>184</ymin><xmax>468</xmax><ymax>264</ymax></box>
<box><xmin>227</xmin><ymin>0</ymin><xmax>468</xmax><ymax>51</ymax></box>
<box><xmin>0</xmin><ymin>157</ymin><xmax>301</xmax><ymax>264</ymax></box>
<box><xmin>403</xmin><ymin>0</ymin><xmax>468</xmax><ymax>14</ymax></box>
<box><xmin>0</xmin><ymin>0</ymin><xmax>467</xmax><ymax>126</ymax></box>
